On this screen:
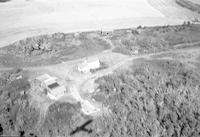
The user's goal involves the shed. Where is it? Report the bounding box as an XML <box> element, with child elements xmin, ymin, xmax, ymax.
<box><xmin>36</xmin><ymin>74</ymin><xmax>66</xmax><ymax>100</ymax></box>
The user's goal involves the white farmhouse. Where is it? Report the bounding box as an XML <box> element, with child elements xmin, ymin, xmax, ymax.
<box><xmin>77</xmin><ymin>58</ymin><xmax>100</xmax><ymax>73</ymax></box>
<box><xmin>36</xmin><ymin>74</ymin><xmax>66</xmax><ymax>100</ymax></box>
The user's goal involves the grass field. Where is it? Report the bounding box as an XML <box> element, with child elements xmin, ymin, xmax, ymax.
<box><xmin>148</xmin><ymin>0</ymin><xmax>200</xmax><ymax>19</ymax></box>
<box><xmin>175</xmin><ymin>0</ymin><xmax>200</xmax><ymax>13</ymax></box>
<box><xmin>188</xmin><ymin>0</ymin><xmax>200</xmax><ymax>4</ymax></box>
<box><xmin>0</xmin><ymin>0</ymin><xmax>190</xmax><ymax>48</ymax></box>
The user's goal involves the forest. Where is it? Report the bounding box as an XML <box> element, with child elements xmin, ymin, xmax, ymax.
<box><xmin>92</xmin><ymin>59</ymin><xmax>200</xmax><ymax>137</ymax></box>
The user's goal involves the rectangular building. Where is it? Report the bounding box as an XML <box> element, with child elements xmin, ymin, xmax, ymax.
<box><xmin>36</xmin><ymin>74</ymin><xmax>66</xmax><ymax>100</ymax></box>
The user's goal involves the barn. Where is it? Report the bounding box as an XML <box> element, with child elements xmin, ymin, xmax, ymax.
<box><xmin>36</xmin><ymin>74</ymin><xmax>66</xmax><ymax>100</ymax></box>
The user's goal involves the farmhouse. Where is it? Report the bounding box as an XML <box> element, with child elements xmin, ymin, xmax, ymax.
<box><xmin>77</xmin><ymin>58</ymin><xmax>100</xmax><ymax>73</ymax></box>
<box><xmin>36</xmin><ymin>74</ymin><xmax>66</xmax><ymax>100</ymax></box>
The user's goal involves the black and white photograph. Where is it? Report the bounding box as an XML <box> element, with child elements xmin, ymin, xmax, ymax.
<box><xmin>0</xmin><ymin>0</ymin><xmax>200</xmax><ymax>137</ymax></box>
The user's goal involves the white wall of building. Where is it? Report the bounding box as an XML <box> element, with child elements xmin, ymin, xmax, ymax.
<box><xmin>36</xmin><ymin>74</ymin><xmax>66</xmax><ymax>100</ymax></box>
<box><xmin>78</xmin><ymin>59</ymin><xmax>100</xmax><ymax>73</ymax></box>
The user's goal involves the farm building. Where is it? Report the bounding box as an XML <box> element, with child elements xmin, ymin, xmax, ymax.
<box><xmin>36</xmin><ymin>74</ymin><xmax>66</xmax><ymax>100</ymax></box>
<box><xmin>77</xmin><ymin>58</ymin><xmax>100</xmax><ymax>73</ymax></box>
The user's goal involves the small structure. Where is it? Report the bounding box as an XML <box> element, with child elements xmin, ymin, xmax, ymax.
<box><xmin>77</xmin><ymin>58</ymin><xmax>100</xmax><ymax>73</ymax></box>
<box><xmin>100</xmin><ymin>28</ymin><xmax>113</xmax><ymax>36</ymax></box>
<box><xmin>36</xmin><ymin>74</ymin><xmax>66</xmax><ymax>100</ymax></box>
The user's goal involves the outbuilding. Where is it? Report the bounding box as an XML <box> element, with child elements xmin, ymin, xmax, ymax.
<box><xmin>36</xmin><ymin>74</ymin><xmax>66</xmax><ymax>100</ymax></box>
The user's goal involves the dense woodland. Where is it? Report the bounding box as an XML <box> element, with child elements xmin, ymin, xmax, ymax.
<box><xmin>93</xmin><ymin>59</ymin><xmax>200</xmax><ymax>137</ymax></box>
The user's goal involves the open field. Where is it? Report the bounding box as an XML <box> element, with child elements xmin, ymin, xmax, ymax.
<box><xmin>148</xmin><ymin>0</ymin><xmax>200</xmax><ymax>19</ymax></box>
<box><xmin>175</xmin><ymin>0</ymin><xmax>200</xmax><ymax>14</ymax></box>
<box><xmin>0</xmin><ymin>0</ymin><xmax>197</xmax><ymax>48</ymax></box>
<box><xmin>188</xmin><ymin>0</ymin><xmax>200</xmax><ymax>4</ymax></box>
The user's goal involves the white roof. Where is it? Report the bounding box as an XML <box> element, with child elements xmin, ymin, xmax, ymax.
<box><xmin>50</xmin><ymin>85</ymin><xmax>66</xmax><ymax>95</ymax></box>
<box><xmin>36</xmin><ymin>74</ymin><xmax>52</xmax><ymax>82</ymax></box>
<box><xmin>36</xmin><ymin>74</ymin><xmax>57</xmax><ymax>85</ymax></box>
<box><xmin>79</xmin><ymin>58</ymin><xmax>99</xmax><ymax>68</ymax></box>
<box><xmin>48</xmin><ymin>85</ymin><xmax>66</xmax><ymax>99</ymax></box>
<box><xmin>84</xmin><ymin>57</ymin><xmax>100</xmax><ymax>63</ymax></box>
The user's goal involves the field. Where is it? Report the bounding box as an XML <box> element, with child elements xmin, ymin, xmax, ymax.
<box><xmin>175</xmin><ymin>0</ymin><xmax>200</xmax><ymax>13</ymax></box>
<box><xmin>188</xmin><ymin>0</ymin><xmax>200</xmax><ymax>4</ymax></box>
<box><xmin>148</xmin><ymin>0</ymin><xmax>200</xmax><ymax>19</ymax></box>
<box><xmin>0</xmin><ymin>0</ymin><xmax>197</xmax><ymax>48</ymax></box>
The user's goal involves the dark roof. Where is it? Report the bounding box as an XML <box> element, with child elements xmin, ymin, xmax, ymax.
<box><xmin>48</xmin><ymin>82</ymin><xmax>60</xmax><ymax>89</ymax></box>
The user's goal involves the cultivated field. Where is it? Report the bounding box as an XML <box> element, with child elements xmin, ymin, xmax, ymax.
<box><xmin>188</xmin><ymin>0</ymin><xmax>200</xmax><ymax>4</ymax></box>
<box><xmin>148</xmin><ymin>0</ymin><xmax>200</xmax><ymax>19</ymax></box>
<box><xmin>0</xmin><ymin>0</ymin><xmax>193</xmax><ymax>48</ymax></box>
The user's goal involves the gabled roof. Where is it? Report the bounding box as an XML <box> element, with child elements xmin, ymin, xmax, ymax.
<box><xmin>36</xmin><ymin>74</ymin><xmax>51</xmax><ymax>82</ymax></box>
<box><xmin>36</xmin><ymin>74</ymin><xmax>57</xmax><ymax>86</ymax></box>
<box><xmin>78</xmin><ymin>58</ymin><xmax>100</xmax><ymax>69</ymax></box>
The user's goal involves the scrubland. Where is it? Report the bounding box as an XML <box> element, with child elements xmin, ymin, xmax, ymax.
<box><xmin>111</xmin><ymin>24</ymin><xmax>200</xmax><ymax>55</ymax></box>
<box><xmin>0</xmin><ymin>32</ymin><xmax>110</xmax><ymax>67</ymax></box>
